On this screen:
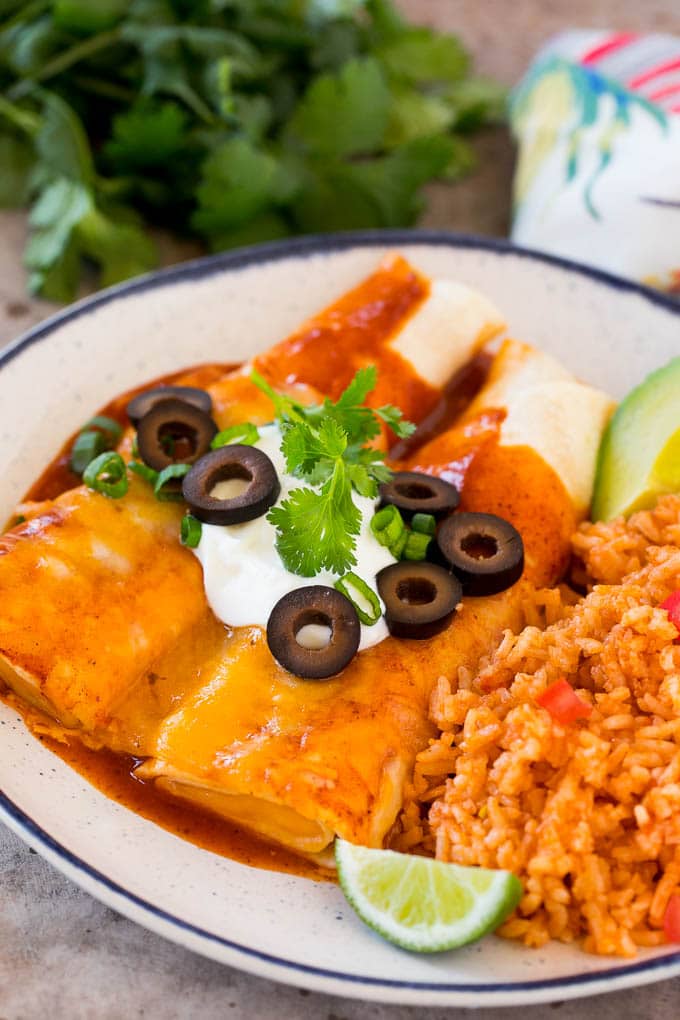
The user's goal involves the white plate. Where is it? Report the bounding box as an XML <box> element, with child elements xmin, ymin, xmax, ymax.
<box><xmin>1</xmin><ymin>232</ymin><xmax>680</xmax><ymax>1008</ymax></box>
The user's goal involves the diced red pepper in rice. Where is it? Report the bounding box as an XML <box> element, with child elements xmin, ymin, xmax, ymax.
<box><xmin>660</xmin><ymin>591</ymin><xmax>680</xmax><ymax>642</ymax></box>
<box><xmin>537</xmin><ymin>678</ymin><xmax>592</xmax><ymax>725</ymax></box>
<box><xmin>663</xmin><ymin>894</ymin><xmax>680</xmax><ymax>943</ymax></box>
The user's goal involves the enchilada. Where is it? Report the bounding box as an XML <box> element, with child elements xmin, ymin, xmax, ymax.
<box><xmin>0</xmin><ymin>256</ymin><xmax>613</xmax><ymax>864</ymax></box>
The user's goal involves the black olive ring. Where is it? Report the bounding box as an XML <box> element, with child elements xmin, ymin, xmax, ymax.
<box><xmin>379</xmin><ymin>470</ymin><xmax>460</xmax><ymax>521</ymax></box>
<box><xmin>435</xmin><ymin>511</ymin><xmax>524</xmax><ymax>596</ymax></box>
<box><xmin>267</xmin><ymin>586</ymin><xmax>360</xmax><ymax>679</ymax></box>
<box><xmin>376</xmin><ymin>561</ymin><xmax>462</xmax><ymax>640</ymax></box>
<box><xmin>182</xmin><ymin>444</ymin><xmax>280</xmax><ymax>525</ymax></box>
<box><xmin>136</xmin><ymin>398</ymin><xmax>218</xmax><ymax>472</ymax></box>
<box><xmin>126</xmin><ymin>385</ymin><xmax>213</xmax><ymax>428</ymax></box>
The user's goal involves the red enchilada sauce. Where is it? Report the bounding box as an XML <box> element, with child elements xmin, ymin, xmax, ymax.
<box><xmin>0</xmin><ymin>257</ymin><xmax>575</xmax><ymax>879</ymax></box>
<box><xmin>25</xmin><ymin>724</ymin><xmax>327</xmax><ymax>881</ymax></box>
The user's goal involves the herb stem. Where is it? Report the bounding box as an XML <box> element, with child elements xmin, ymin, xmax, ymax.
<box><xmin>0</xmin><ymin>0</ymin><xmax>50</xmax><ymax>32</ymax></box>
<box><xmin>0</xmin><ymin>93</ymin><xmax>41</xmax><ymax>134</ymax></box>
<box><xmin>71</xmin><ymin>74</ymin><xmax>136</xmax><ymax>104</ymax></box>
<box><xmin>7</xmin><ymin>29</ymin><xmax>123</xmax><ymax>100</ymax></box>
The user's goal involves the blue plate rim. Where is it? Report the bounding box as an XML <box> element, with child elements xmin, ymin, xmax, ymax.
<box><xmin>1</xmin><ymin>228</ymin><xmax>680</xmax><ymax>1001</ymax></box>
<box><xmin>1</xmin><ymin>228</ymin><xmax>679</xmax><ymax>375</ymax></box>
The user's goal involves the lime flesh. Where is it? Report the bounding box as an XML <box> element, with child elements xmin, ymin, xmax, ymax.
<box><xmin>335</xmin><ymin>839</ymin><xmax>522</xmax><ymax>953</ymax></box>
<box><xmin>592</xmin><ymin>356</ymin><xmax>680</xmax><ymax>521</ymax></box>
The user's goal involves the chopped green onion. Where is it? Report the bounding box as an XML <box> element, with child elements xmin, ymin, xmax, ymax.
<box><xmin>70</xmin><ymin>415</ymin><xmax>124</xmax><ymax>474</ymax></box>
<box><xmin>334</xmin><ymin>571</ymin><xmax>382</xmax><ymax>626</ymax></box>
<box><xmin>211</xmin><ymin>423</ymin><xmax>259</xmax><ymax>448</ymax></box>
<box><xmin>83</xmin><ymin>452</ymin><xmax>128</xmax><ymax>499</ymax></box>
<box><xmin>411</xmin><ymin>512</ymin><xmax>436</xmax><ymax>536</ymax></box>
<box><xmin>84</xmin><ymin>415</ymin><xmax>123</xmax><ymax>444</ymax></box>
<box><xmin>391</xmin><ymin>529</ymin><xmax>408</xmax><ymax>559</ymax></box>
<box><xmin>180</xmin><ymin>514</ymin><xmax>202</xmax><ymax>548</ymax></box>
<box><xmin>128</xmin><ymin>460</ymin><xmax>159</xmax><ymax>485</ymax></box>
<box><xmin>403</xmin><ymin>531</ymin><xmax>432</xmax><ymax>561</ymax></box>
<box><xmin>154</xmin><ymin>463</ymin><xmax>190</xmax><ymax>502</ymax></box>
<box><xmin>10</xmin><ymin>515</ymin><xmax>26</xmax><ymax>527</ymax></box>
<box><xmin>70</xmin><ymin>429</ymin><xmax>106</xmax><ymax>474</ymax></box>
<box><xmin>131</xmin><ymin>434</ymin><xmax>139</xmax><ymax>458</ymax></box>
<box><xmin>370</xmin><ymin>505</ymin><xmax>405</xmax><ymax>551</ymax></box>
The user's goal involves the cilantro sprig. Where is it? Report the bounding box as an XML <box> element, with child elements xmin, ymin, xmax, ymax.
<box><xmin>0</xmin><ymin>1</ymin><xmax>504</xmax><ymax>300</ymax></box>
<box><xmin>251</xmin><ymin>366</ymin><xmax>415</xmax><ymax>577</ymax></box>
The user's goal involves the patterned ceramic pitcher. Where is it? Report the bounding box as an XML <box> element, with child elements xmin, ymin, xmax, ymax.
<box><xmin>511</xmin><ymin>31</ymin><xmax>680</xmax><ymax>294</ymax></box>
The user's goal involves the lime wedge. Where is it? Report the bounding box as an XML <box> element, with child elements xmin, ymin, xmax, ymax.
<box><xmin>592</xmin><ymin>356</ymin><xmax>680</xmax><ymax>521</ymax></box>
<box><xmin>335</xmin><ymin>839</ymin><xmax>522</xmax><ymax>953</ymax></box>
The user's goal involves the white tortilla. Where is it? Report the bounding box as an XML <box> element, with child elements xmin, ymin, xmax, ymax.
<box><xmin>469</xmin><ymin>339</ymin><xmax>615</xmax><ymax>511</ymax></box>
<box><xmin>388</xmin><ymin>278</ymin><xmax>506</xmax><ymax>388</ymax></box>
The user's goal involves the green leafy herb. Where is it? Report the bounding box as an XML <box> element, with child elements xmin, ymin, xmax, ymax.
<box><xmin>287</xmin><ymin>56</ymin><xmax>390</xmax><ymax>159</ymax></box>
<box><xmin>0</xmin><ymin>0</ymin><xmax>503</xmax><ymax>300</ymax></box>
<box><xmin>252</xmin><ymin>366</ymin><xmax>414</xmax><ymax>576</ymax></box>
<box><xmin>269</xmin><ymin>461</ymin><xmax>361</xmax><ymax>576</ymax></box>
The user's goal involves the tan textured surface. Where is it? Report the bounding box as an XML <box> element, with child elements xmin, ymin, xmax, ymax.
<box><xmin>2</xmin><ymin>3</ymin><xmax>680</xmax><ymax>1018</ymax></box>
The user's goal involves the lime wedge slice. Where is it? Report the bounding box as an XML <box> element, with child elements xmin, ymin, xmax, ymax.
<box><xmin>591</xmin><ymin>355</ymin><xmax>680</xmax><ymax>521</ymax></box>
<box><xmin>335</xmin><ymin>839</ymin><xmax>522</xmax><ymax>953</ymax></box>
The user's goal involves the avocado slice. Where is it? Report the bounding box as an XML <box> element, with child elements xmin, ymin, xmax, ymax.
<box><xmin>592</xmin><ymin>356</ymin><xmax>680</xmax><ymax>521</ymax></box>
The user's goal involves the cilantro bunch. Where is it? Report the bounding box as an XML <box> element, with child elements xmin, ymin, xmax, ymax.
<box><xmin>252</xmin><ymin>366</ymin><xmax>414</xmax><ymax>576</ymax></box>
<box><xmin>0</xmin><ymin>0</ymin><xmax>504</xmax><ymax>301</ymax></box>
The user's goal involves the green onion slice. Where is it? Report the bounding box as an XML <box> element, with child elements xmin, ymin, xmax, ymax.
<box><xmin>154</xmin><ymin>463</ymin><xmax>190</xmax><ymax>502</ymax></box>
<box><xmin>70</xmin><ymin>429</ymin><xmax>106</xmax><ymax>474</ymax></box>
<box><xmin>370</xmin><ymin>505</ymin><xmax>405</xmax><ymax>551</ymax></box>
<box><xmin>70</xmin><ymin>415</ymin><xmax>124</xmax><ymax>474</ymax></box>
<box><xmin>83</xmin><ymin>452</ymin><xmax>128</xmax><ymax>499</ymax></box>
<box><xmin>211</xmin><ymin>423</ymin><xmax>259</xmax><ymax>449</ymax></box>
<box><xmin>403</xmin><ymin>530</ymin><xmax>432</xmax><ymax>561</ymax></box>
<box><xmin>411</xmin><ymin>512</ymin><xmax>436</xmax><ymax>536</ymax></box>
<box><xmin>334</xmin><ymin>571</ymin><xmax>382</xmax><ymax>626</ymax></box>
<box><xmin>180</xmin><ymin>514</ymin><xmax>202</xmax><ymax>549</ymax></box>
<box><xmin>128</xmin><ymin>460</ymin><xmax>159</xmax><ymax>485</ymax></box>
<box><xmin>391</xmin><ymin>529</ymin><xmax>408</xmax><ymax>559</ymax></box>
<box><xmin>84</xmin><ymin>415</ymin><xmax>123</xmax><ymax>444</ymax></box>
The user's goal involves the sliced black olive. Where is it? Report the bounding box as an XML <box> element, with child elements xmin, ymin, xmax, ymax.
<box><xmin>182</xmin><ymin>444</ymin><xmax>280</xmax><ymax>525</ymax></box>
<box><xmin>435</xmin><ymin>511</ymin><xmax>524</xmax><ymax>596</ymax></box>
<box><xmin>126</xmin><ymin>386</ymin><xmax>212</xmax><ymax>428</ymax></box>
<box><xmin>136</xmin><ymin>399</ymin><xmax>218</xmax><ymax>472</ymax></box>
<box><xmin>379</xmin><ymin>471</ymin><xmax>460</xmax><ymax>521</ymax></box>
<box><xmin>266</xmin><ymin>586</ymin><xmax>360</xmax><ymax>679</ymax></box>
<box><xmin>376</xmin><ymin>561</ymin><xmax>462</xmax><ymax>640</ymax></box>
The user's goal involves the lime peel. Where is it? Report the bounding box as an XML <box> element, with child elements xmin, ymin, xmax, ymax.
<box><xmin>592</xmin><ymin>355</ymin><xmax>680</xmax><ymax>521</ymax></box>
<box><xmin>335</xmin><ymin>839</ymin><xmax>522</xmax><ymax>953</ymax></box>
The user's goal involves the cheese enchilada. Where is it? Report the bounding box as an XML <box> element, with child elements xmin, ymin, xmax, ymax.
<box><xmin>0</xmin><ymin>256</ymin><xmax>614</xmax><ymax>863</ymax></box>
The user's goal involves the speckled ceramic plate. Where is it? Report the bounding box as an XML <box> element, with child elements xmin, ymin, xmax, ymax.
<box><xmin>1</xmin><ymin>232</ymin><xmax>680</xmax><ymax>1008</ymax></box>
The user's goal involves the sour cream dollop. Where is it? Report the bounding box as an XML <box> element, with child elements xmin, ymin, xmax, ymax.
<box><xmin>193</xmin><ymin>424</ymin><xmax>396</xmax><ymax>651</ymax></box>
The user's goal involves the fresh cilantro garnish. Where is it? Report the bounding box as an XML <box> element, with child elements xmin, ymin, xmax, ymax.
<box><xmin>0</xmin><ymin>1</ymin><xmax>504</xmax><ymax>299</ymax></box>
<box><xmin>251</xmin><ymin>367</ymin><xmax>415</xmax><ymax>577</ymax></box>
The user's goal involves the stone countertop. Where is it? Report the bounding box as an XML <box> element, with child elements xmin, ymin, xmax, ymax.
<box><xmin>2</xmin><ymin>2</ymin><xmax>680</xmax><ymax>1018</ymax></box>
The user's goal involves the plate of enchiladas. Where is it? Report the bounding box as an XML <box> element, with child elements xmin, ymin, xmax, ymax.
<box><xmin>2</xmin><ymin>231</ymin><xmax>680</xmax><ymax>1007</ymax></box>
